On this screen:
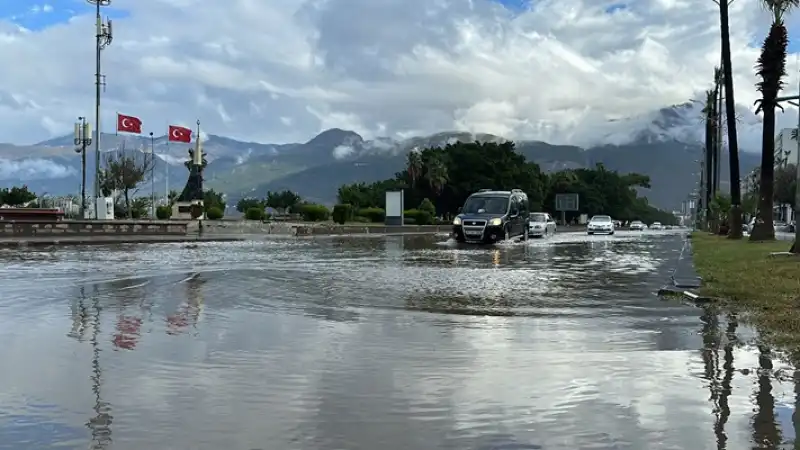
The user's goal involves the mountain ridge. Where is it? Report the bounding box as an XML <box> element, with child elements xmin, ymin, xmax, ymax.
<box><xmin>0</xmin><ymin>102</ymin><xmax>764</xmax><ymax>210</ymax></box>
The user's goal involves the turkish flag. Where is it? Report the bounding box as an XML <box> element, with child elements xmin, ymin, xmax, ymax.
<box><xmin>168</xmin><ymin>125</ymin><xmax>192</xmax><ymax>143</ymax></box>
<box><xmin>117</xmin><ymin>113</ymin><xmax>142</xmax><ymax>134</ymax></box>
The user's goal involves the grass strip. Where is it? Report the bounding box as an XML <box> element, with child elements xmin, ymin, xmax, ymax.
<box><xmin>691</xmin><ymin>232</ymin><xmax>800</xmax><ymax>357</ymax></box>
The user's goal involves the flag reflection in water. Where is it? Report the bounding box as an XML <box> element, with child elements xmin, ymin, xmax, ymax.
<box><xmin>112</xmin><ymin>316</ymin><xmax>143</xmax><ymax>350</ymax></box>
<box><xmin>166</xmin><ymin>272</ymin><xmax>205</xmax><ymax>335</ymax></box>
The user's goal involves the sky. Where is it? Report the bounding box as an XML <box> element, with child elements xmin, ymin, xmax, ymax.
<box><xmin>3</xmin><ymin>0</ymin><xmax>800</xmax><ymax>148</ymax></box>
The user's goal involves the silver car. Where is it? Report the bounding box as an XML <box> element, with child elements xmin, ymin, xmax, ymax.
<box><xmin>528</xmin><ymin>212</ymin><xmax>557</xmax><ymax>237</ymax></box>
<box><xmin>587</xmin><ymin>215</ymin><xmax>615</xmax><ymax>235</ymax></box>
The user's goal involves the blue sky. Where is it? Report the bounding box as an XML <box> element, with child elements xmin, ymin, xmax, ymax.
<box><xmin>0</xmin><ymin>0</ymin><xmax>128</xmax><ymax>31</ymax></box>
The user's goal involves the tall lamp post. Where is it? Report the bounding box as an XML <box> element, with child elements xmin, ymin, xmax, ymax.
<box><xmin>74</xmin><ymin>117</ymin><xmax>92</xmax><ymax>218</ymax></box>
<box><xmin>89</xmin><ymin>0</ymin><xmax>112</xmax><ymax>219</ymax></box>
<box><xmin>149</xmin><ymin>132</ymin><xmax>155</xmax><ymax>218</ymax></box>
<box><xmin>774</xmin><ymin>75</ymin><xmax>800</xmax><ymax>251</ymax></box>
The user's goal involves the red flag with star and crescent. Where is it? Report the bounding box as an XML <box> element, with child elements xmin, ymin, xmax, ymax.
<box><xmin>116</xmin><ymin>113</ymin><xmax>142</xmax><ymax>134</ymax></box>
<box><xmin>168</xmin><ymin>125</ymin><xmax>192</xmax><ymax>143</ymax></box>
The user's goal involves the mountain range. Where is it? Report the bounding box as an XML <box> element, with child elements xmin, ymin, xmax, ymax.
<box><xmin>0</xmin><ymin>101</ymin><xmax>764</xmax><ymax>210</ymax></box>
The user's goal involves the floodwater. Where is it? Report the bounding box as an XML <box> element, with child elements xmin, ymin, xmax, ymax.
<box><xmin>0</xmin><ymin>230</ymin><xmax>796</xmax><ymax>449</ymax></box>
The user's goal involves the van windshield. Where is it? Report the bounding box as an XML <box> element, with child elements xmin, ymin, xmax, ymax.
<box><xmin>461</xmin><ymin>196</ymin><xmax>508</xmax><ymax>215</ymax></box>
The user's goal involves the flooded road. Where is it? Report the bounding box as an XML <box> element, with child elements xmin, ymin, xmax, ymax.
<box><xmin>0</xmin><ymin>230</ymin><xmax>796</xmax><ymax>449</ymax></box>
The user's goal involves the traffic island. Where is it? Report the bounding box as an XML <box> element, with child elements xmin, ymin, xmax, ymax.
<box><xmin>691</xmin><ymin>232</ymin><xmax>800</xmax><ymax>359</ymax></box>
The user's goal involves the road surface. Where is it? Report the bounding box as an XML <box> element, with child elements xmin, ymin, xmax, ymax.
<box><xmin>0</xmin><ymin>230</ymin><xmax>794</xmax><ymax>449</ymax></box>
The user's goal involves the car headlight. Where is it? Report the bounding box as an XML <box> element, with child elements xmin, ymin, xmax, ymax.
<box><xmin>489</xmin><ymin>218</ymin><xmax>502</xmax><ymax>226</ymax></box>
<box><xmin>453</xmin><ymin>217</ymin><xmax>461</xmax><ymax>225</ymax></box>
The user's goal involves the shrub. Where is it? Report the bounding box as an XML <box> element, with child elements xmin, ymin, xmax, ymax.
<box><xmin>206</xmin><ymin>206</ymin><xmax>223</xmax><ymax>220</ymax></box>
<box><xmin>358</xmin><ymin>207</ymin><xmax>385</xmax><ymax>223</ymax></box>
<box><xmin>418</xmin><ymin>198</ymin><xmax>435</xmax><ymax>215</ymax></box>
<box><xmin>245</xmin><ymin>207</ymin><xmax>265</xmax><ymax>221</ymax></box>
<box><xmin>404</xmin><ymin>209</ymin><xmax>432</xmax><ymax>225</ymax></box>
<box><xmin>332</xmin><ymin>204</ymin><xmax>354</xmax><ymax>224</ymax></box>
<box><xmin>299</xmin><ymin>203</ymin><xmax>330</xmax><ymax>221</ymax></box>
<box><xmin>155</xmin><ymin>205</ymin><xmax>172</xmax><ymax>220</ymax></box>
<box><xmin>353</xmin><ymin>216</ymin><xmax>370</xmax><ymax>223</ymax></box>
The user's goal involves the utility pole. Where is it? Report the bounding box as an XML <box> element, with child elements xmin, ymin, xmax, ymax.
<box><xmin>88</xmin><ymin>0</ymin><xmax>112</xmax><ymax>219</ymax></box>
<box><xmin>149</xmin><ymin>132</ymin><xmax>155</xmax><ymax>218</ymax></box>
<box><xmin>74</xmin><ymin>118</ymin><xmax>92</xmax><ymax>218</ymax></box>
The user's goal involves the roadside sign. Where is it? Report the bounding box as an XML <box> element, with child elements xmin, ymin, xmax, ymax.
<box><xmin>554</xmin><ymin>193</ymin><xmax>579</xmax><ymax>211</ymax></box>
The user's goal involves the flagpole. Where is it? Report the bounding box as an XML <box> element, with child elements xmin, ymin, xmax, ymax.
<box><xmin>165</xmin><ymin>124</ymin><xmax>170</xmax><ymax>205</ymax></box>
<box><xmin>115</xmin><ymin>112</ymin><xmax>118</xmax><ymax>136</ymax></box>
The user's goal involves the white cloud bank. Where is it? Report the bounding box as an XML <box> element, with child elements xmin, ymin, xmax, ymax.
<box><xmin>1</xmin><ymin>0</ymin><xmax>799</xmax><ymax>150</ymax></box>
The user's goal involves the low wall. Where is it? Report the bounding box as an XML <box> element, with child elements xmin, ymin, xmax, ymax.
<box><xmin>201</xmin><ymin>220</ymin><xmax>448</xmax><ymax>236</ymax></box>
<box><xmin>295</xmin><ymin>225</ymin><xmax>447</xmax><ymax>236</ymax></box>
<box><xmin>0</xmin><ymin>220</ymin><xmax>190</xmax><ymax>238</ymax></box>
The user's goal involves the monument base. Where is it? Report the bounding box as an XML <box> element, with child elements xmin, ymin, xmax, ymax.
<box><xmin>172</xmin><ymin>200</ymin><xmax>205</xmax><ymax>220</ymax></box>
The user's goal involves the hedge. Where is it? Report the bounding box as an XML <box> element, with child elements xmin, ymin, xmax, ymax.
<box><xmin>299</xmin><ymin>204</ymin><xmax>330</xmax><ymax>221</ymax></box>
<box><xmin>332</xmin><ymin>204</ymin><xmax>354</xmax><ymax>224</ymax></box>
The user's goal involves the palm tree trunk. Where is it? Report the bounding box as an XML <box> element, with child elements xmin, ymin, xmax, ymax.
<box><xmin>705</xmin><ymin>109</ymin><xmax>715</xmax><ymax>229</ymax></box>
<box><xmin>719</xmin><ymin>0</ymin><xmax>743</xmax><ymax>238</ymax></box>
<box><xmin>752</xmin><ymin>105</ymin><xmax>777</xmax><ymax>240</ymax></box>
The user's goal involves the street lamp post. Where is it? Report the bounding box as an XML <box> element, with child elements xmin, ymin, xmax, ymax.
<box><xmin>88</xmin><ymin>0</ymin><xmax>112</xmax><ymax>219</ymax></box>
<box><xmin>149</xmin><ymin>132</ymin><xmax>155</xmax><ymax>218</ymax></box>
<box><xmin>74</xmin><ymin>117</ymin><xmax>92</xmax><ymax>218</ymax></box>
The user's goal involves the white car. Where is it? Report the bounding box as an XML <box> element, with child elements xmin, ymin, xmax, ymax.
<box><xmin>587</xmin><ymin>215</ymin><xmax>615</xmax><ymax>235</ymax></box>
<box><xmin>629</xmin><ymin>220</ymin><xmax>645</xmax><ymax>231</ymax></box>
<box><xmin>650</xmin><ymin>222</ymin><xmax>663</xmax><ymax>230</ymax></box>
<box><xmin>528</xmin><ymin>212</ymin><xmax>557</xmax><ymax>237</ymax></box>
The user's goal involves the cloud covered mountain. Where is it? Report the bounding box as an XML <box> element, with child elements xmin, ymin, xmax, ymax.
<box><xmin>0</xmin><ymin>101</ymin><xmax>764</xmax><ymax>210</ymax></box>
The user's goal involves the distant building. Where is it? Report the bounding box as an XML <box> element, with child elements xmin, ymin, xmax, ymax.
<box><xmin>775</xmin><ymin>128</ymin><xmax>799</xmax><ymax>166</ymax></box>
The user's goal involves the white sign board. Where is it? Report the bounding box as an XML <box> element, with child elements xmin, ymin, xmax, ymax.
<box><xmin>385</xmin><ymin>190</ymin><xmax>404</xmax><ymax>226</ymax></box>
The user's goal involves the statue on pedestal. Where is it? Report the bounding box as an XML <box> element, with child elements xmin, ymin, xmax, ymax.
<box><xmin>172</xmin><ymin>120</ymin><xmax>206</xmax><ymax>220</ymax></box>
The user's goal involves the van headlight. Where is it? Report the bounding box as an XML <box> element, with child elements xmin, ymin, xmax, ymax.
<box><xmin>489</xmin><ymin>218</ymin><xmax>502</xmax><ymax>226</ymax></box>
<box><xmin>452</xmin><ymin>217</ymin><xmax>461</xmax><ymax>225</ymax></box>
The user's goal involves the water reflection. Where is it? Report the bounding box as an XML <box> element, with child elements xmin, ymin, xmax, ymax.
<box><xmin>4</xmin><ymin>233</ymin><xmax>800</xmax><ymax>449</ymax></box>
<box><xmin>753</xmin><ymin>345</ymin><xmax>781</xmax><ymax>448</ymax></box>
<box><xmin>713</xmin><ymin>313</ymin><xmax>736</xmax><ymax>449</ymax></box>
<box><xmin>166</xmin><ymin>273</ymin><xmax>205</xmax><ymax>335</ymax></box>
<box><xmin>87</xmin><ymin>296</ymin><xmax>112</xmax><ymax>449</ymax></box>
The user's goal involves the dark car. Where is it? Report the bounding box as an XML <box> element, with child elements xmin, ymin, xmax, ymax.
<box><xmin>452</xmin><ymin>189</ymin><xmax>529</xmax><ymax>244</ymax></box>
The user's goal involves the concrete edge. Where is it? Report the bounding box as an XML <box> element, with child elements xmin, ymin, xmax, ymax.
<box><xmin>657</xmin><ymin>286</ymin><xmax>713</xmax><ymax>304</ymax></box>
<box><xmin>0</xmin><ymin>236</ymin><xmax>245</xmax><ymax>247</ymax></box>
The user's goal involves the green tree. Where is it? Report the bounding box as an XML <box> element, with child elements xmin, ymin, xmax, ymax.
<box><xmin>99</xmin><ymin>153</ymin><xmax>154</xmax><ymax>218</ymax></box>
<box><xmin>265</xmin><ymin>190</ymin><xmax>301</xmax><ymax>212</ymax></box>
<box><xmin>236</xmin><ymin>197</ymin><xmax>265</xmax><ymax>212</ymax></box>
<box><xmin>406</xmin><ymin>149</ymin><xmax>423</xmax><ymax>187</ymax></box>
<box><xmin>333</xmin><ymin>141</ymin><xmax>675</xmax><ymax>224</ymax></box>
<box><xmin>0</xmin><ymin>185</ymin><xmax>37</xmax><ymax>207</ymax></box>
<box><xmin>204</xmin><ymin>189</ymin><xmax>225</xmax><ymax>214</ymax></box>
<box><xmin>751</xmin><ymin>0</ymin><xmax>798</xmax><ymax>241</ymax></box>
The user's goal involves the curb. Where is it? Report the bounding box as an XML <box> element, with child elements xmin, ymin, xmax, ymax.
<box><xmin>657</xmin><ymin>287</ymin><xmax>713</xmax><ymax>304</ymax></box>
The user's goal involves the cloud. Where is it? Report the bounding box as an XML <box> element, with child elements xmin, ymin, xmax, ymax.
<box><xmin>0</xmin><ymin>0</ymin><xmax>798</xmax><ymax>150</ymax></box>
<box><xmin>0</xmin><ymin>157</ymin><xmax>76</xmax><ymax>179</ymax></box>
<box><xmin>332</xmin><ymin>145</ymin><xmax>354</xmax><ymax>159</ymax></box>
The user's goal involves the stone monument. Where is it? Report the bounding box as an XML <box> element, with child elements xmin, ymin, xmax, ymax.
<box><xmin>172</xmin><ymin>121</ymin><xmax>205</xmax><ymax>220</ymax></box>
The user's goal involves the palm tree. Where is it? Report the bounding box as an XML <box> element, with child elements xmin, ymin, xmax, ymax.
<box><xmin>425</xmin><ymin>157</ymin><xmax>448</xmax><ymax>195</ymax></box>
<box><xmin>751</xmin><ymin>0</ymin><xmax>798</xmax><ymax>241</ymax></box>
<box><xmin>406</xmin><ymin>148</ymin><xmax>423</xmax><ymax>187</ymax></box>
<box><xmin>712</xmin><ymin>66</ymin><xmax>723</xmax><ymax>196</ymax></box>
<box><xmin>703</xmin><ymin>89</ymin><xmax>717</xmax><ymax>229</ymax></box>
<box><xmin>717</xmin><ymin>0</ymin><xmax>744</xmax><ymax>238</ymax></box>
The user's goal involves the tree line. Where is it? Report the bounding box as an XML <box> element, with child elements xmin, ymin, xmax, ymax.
<box><xmin>700</xmin><ymin>0</ymin><xmax>797</xmax><ymax>251</ymax></box>
<box><xmin>334</xmin><ymin>141</ymin><xmax>679</xmax><ymax>225</ymax></box>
